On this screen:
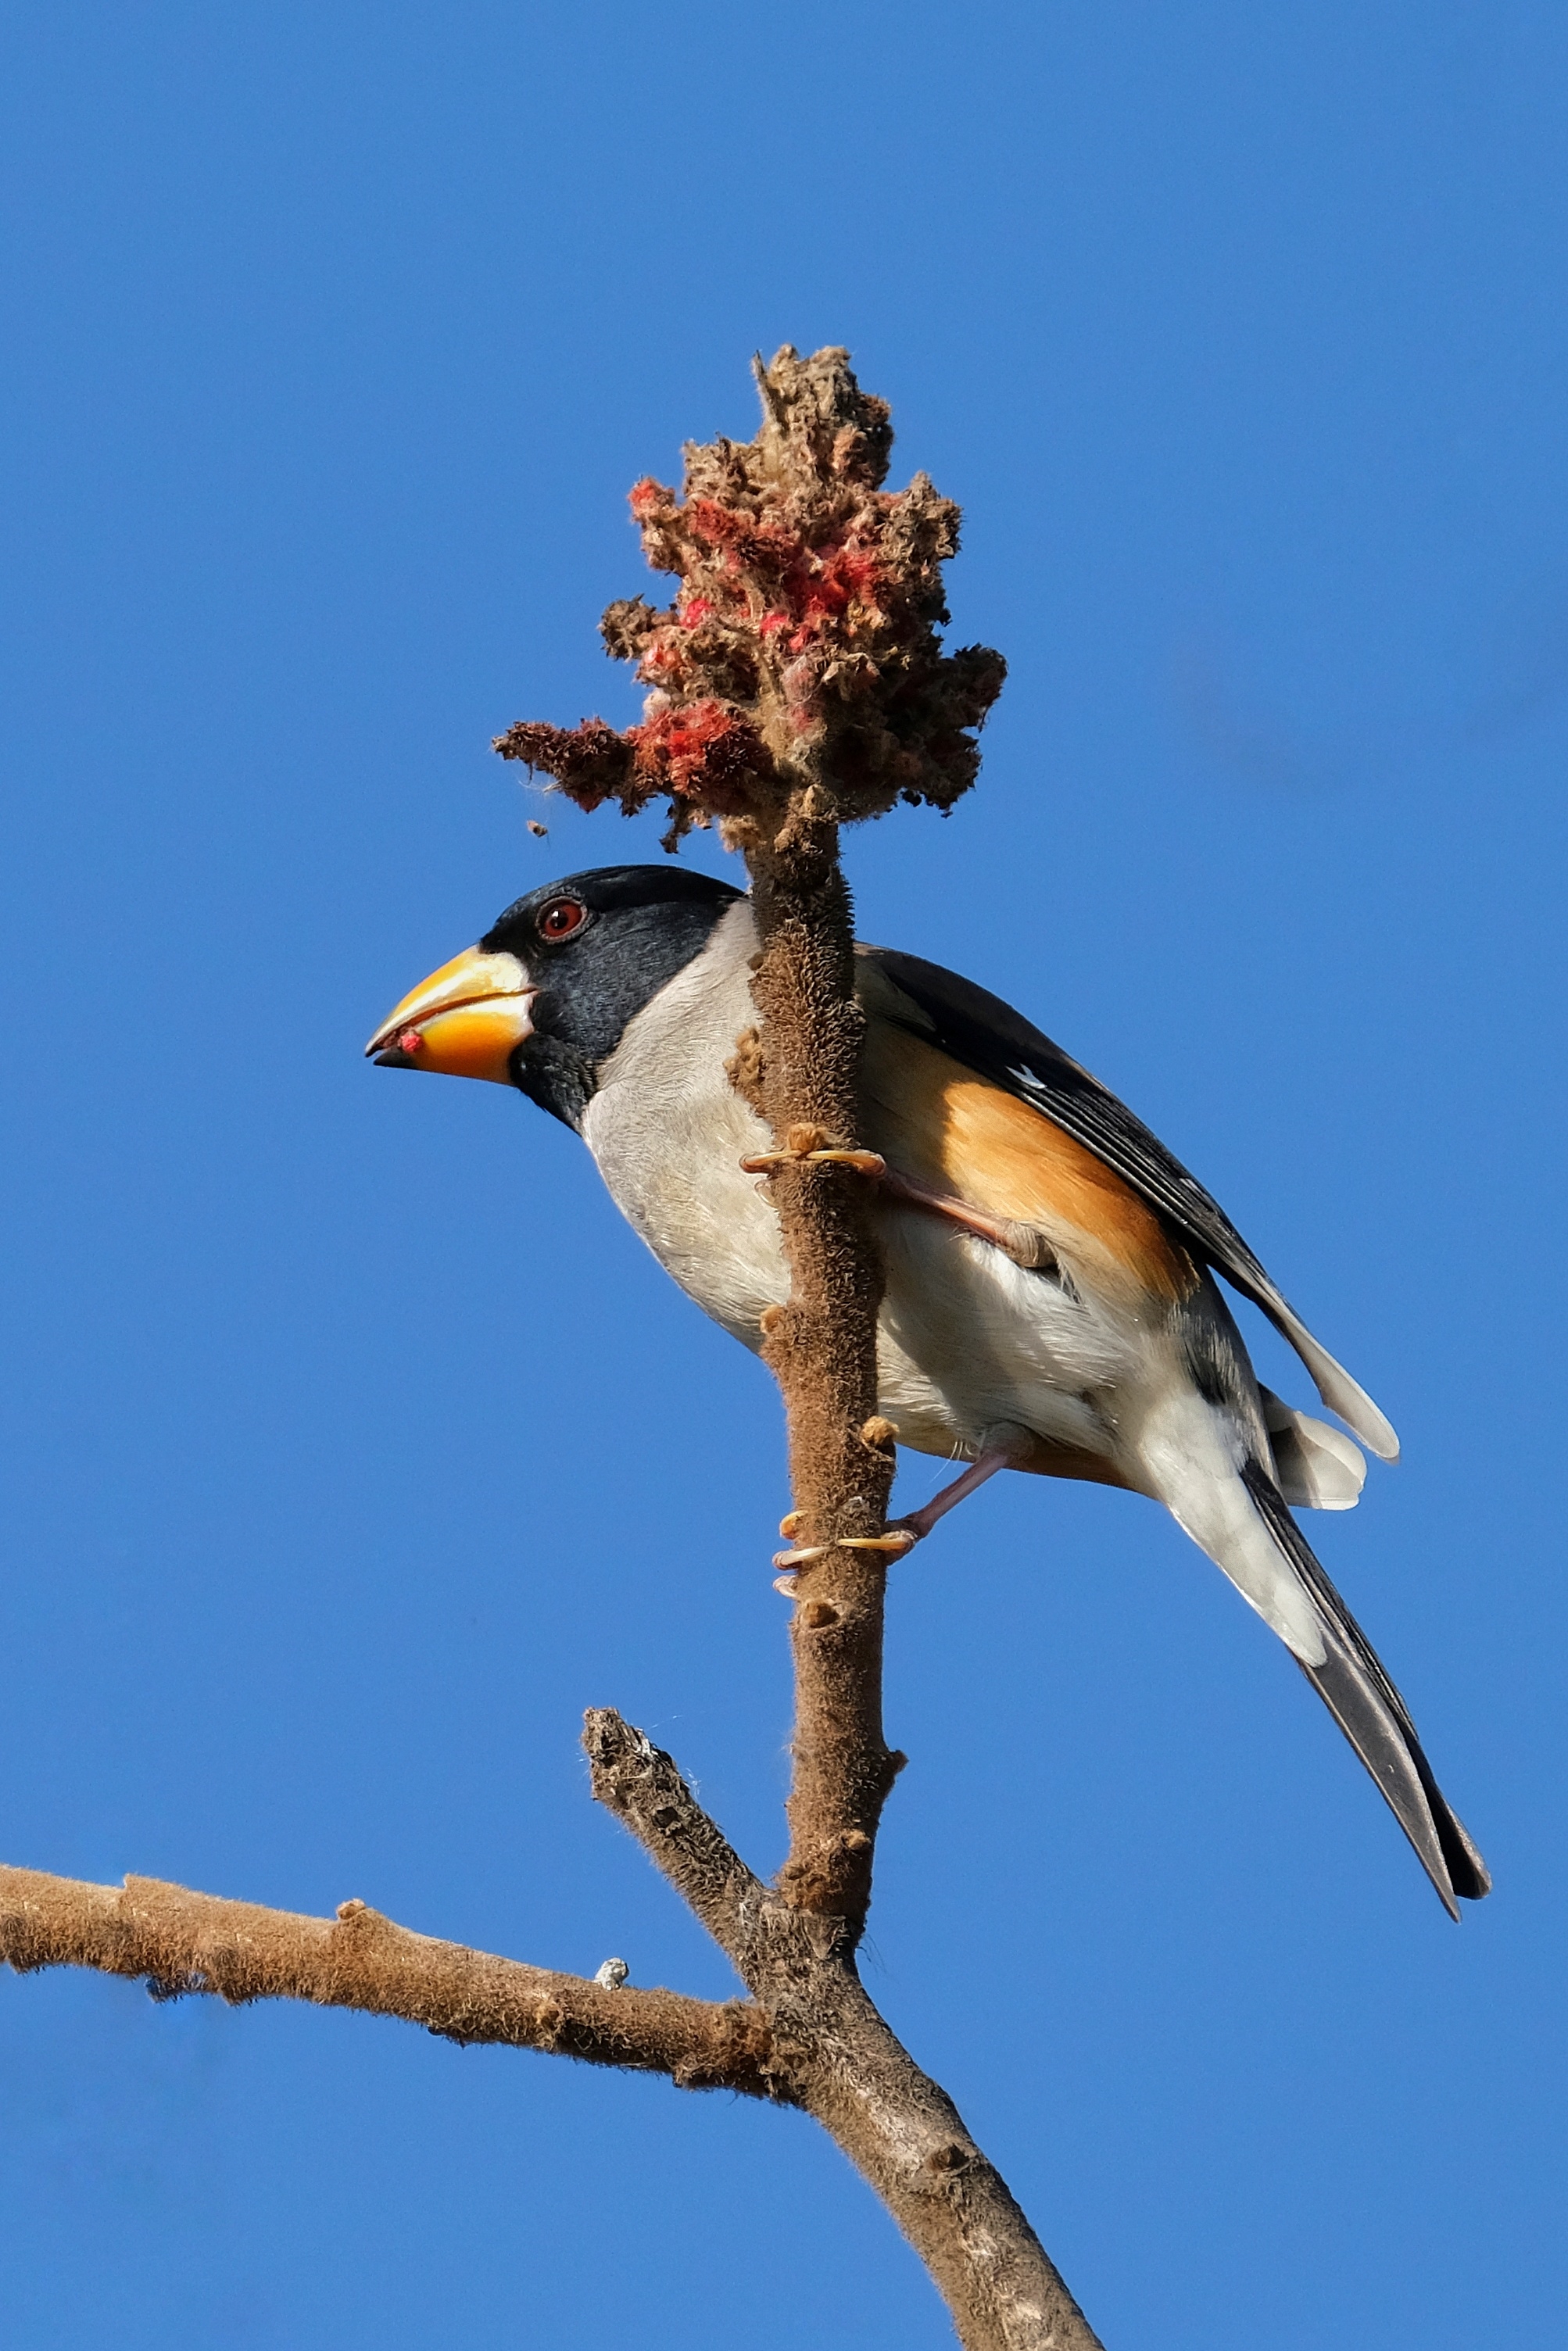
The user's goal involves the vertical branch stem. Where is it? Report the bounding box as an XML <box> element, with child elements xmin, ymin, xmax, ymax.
<box><xmin>746</xmin><ymin>812</ymin><xmax>900</xmax><ymax>1931</ymax></box>
<box><xmin>499</xmin><ymin>348</ymin><xmax>1099</xmax><ymax>2342</ymax></box>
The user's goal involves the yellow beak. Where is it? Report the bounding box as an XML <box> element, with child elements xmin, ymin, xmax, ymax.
<box><xmin>365</xmin><ymin>946</ymin><xmax>536</xmax><ymax>1086</ymax></box>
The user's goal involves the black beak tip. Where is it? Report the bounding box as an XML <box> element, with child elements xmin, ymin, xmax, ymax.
<box><xmin>371</xmin><ymin>1046</ymin><xmax>418</xmax><ymax>1068</ymax></box>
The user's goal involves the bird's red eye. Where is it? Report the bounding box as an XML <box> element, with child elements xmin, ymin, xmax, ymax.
<box><xmin>538</xmin><ymin>896</ymin><xmax>586</xmax><ymax>942</ymax></box>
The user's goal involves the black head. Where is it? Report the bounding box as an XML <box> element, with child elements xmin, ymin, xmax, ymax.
<box><xmin>367</xmin><ymin>864</ymin><xmax>745</xmax><ymax>1128</ymax></box>
<box><xmin>482</xmin><ymin>865</ymin><xmax>743</xmax><ymax>1125</ymax></box>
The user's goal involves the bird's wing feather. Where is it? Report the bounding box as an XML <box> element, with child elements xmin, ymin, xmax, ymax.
<box><xmin>857</xmin><ymin>945</ymin><xmax>1398</xmax><ymax>1461</ymax></box>
<box><xmin>858</xmin><ymin>1014</ymin><xmax>1199</xmax><ymax>1305</ymax></box>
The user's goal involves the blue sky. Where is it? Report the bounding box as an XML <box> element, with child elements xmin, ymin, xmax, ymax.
<box><xmin>2</xmin><ymin>4</ymin><xmax>1564</xmax><ymax>2344</ymax></box>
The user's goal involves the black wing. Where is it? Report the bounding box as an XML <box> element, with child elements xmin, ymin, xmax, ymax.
<box><xmin>858</xmin><ymin>943</ymin><xmax>1398</xmax><ymax>1461</ymax></box>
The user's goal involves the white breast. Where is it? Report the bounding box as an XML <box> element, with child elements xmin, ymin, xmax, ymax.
<box><xmin>580</xmin><ymin>900</ymin><xmax>1160</xmax><ymax>1471</ymax></box>
<box><xmin>582</xmin><ymin>902</ymin><xmax>787</xmax><ymax>1351</ymax></box>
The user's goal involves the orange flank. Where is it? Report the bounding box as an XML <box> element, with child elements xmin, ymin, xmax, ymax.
<box><xmin>860</xmin><ymin>1024</ymin><xmax>1197</xmax><ymax>1305</ymax></box>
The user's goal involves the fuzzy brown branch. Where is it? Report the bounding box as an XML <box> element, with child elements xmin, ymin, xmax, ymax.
<box><xmin>497</xmin><ymin>349</ymin><xmax>1104</xmax><ymax>2348</ymax></box>
<box><xmin>5</xmin><ymin>1737</ymin><xmax>1104</xmax><ymax>2348</ymax></box>
<box><xmin>499</xmin><ymin>349</ymin><xmax>993</xmax><ymax>1931</ymax></box>
<box><xmin>746</xmin><ymin>820</ymin><xmax>904</xmax><ymax>1927</ymax></box>
<box><xmin>798</xmin><ymin>1970</ymin><xmax>1104</xmax><ymax>2351</ymax></box>
<box><xmin>582</xmin><ymin>1705</ymin><xmax>775</xmax><ymax>1963</ymax></box>
<box><xmin>714</xmin><ymin>357</ymin><xmax>955</xmax><ymax>1931</ymax></box>
<box><xmin>583</xmin><ymin>1709</ymin><xmax>1104</xmax><ymax>2351</ymax></box>
<box><xmin>0</xmin><ymin>1863</ymin><xmax>783</xmax><ymax>2099</ymax></box>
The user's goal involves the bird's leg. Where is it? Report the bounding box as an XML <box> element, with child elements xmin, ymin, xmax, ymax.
<box><xmin>739</xmin><ymin>1136</ymin><xmax>1055</xmax><ymax>1272</ymax></box>
<box><xmin>774</xmin><ymin>1430</ymin><xmax>1029</xmax><ymax>1580</ymax></box>
<box><xmin>749</xmin><ymin>1142</ymin><xmax>1048</xmax><ymax>1573</ymax></box>
<box><xmin>874</xmin><ymin>1166</ymin><xmax>1058</xmax><ymax>1273</ymax></box>
<box><xmin>890</xmin><ymin>1445</ymin><xmax>1016</xmax><ymax>1543</ymax></box>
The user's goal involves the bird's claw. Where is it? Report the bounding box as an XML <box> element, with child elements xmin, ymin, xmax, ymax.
<box><xmin>771</xmin><ymin>1526</ymin><xmax>918</xmax><ymax>1582</ymax></box>
<box><xmin>740</xmin><ymin>1145</ymin><xmax>886</xmax><ymax>1178</ymax></box>
<box><xmin>773</xmin><ymin>1544</ymin><xmax>831</xmax><ymax>1570</ymax></box>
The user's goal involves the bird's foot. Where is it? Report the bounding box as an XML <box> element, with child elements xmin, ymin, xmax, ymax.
<box><xmin>771</xmin><ymin>1523</ymin><xmax>918</xmax><ymax>1594</ymax></box>
<box><xmin>741</xmin><ymin>1124</ymin><xmax>886</xmax><ymax>1179</ymax></box>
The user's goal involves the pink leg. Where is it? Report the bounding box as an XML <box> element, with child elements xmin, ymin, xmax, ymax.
<box><xmin>893</xmin><ymin>1446</ymin><xmax>1015</xmax><ymax>1543</ymax></box>
<box><xmin>876</xmin><ymin>1165</ymin><xmax>1058</xmax><ymax>1272</ymax></box>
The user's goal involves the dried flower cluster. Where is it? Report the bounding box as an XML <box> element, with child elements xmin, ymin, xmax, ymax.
<box><xmin>494</xmin><ymin>346</ymin><xmax>1005</xmax><ymax>848</ymax></box>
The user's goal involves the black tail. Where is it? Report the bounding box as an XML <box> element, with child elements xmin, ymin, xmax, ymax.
<box><xmin>1240</xmin><ymin>1461</ymin><xmax>1491</xmax><ymax>1918</ymax></box>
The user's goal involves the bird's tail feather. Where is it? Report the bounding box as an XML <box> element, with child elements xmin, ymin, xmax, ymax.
<box><xmin>1240</xmin><ymin>1460</ymin><xmax>1490</xmax><ymax>1917</ymax></box>
<box><xmin>1258</xmin><ymin>1386</ymin><xmax>1366</xmax><ymax>1510</ymax></box>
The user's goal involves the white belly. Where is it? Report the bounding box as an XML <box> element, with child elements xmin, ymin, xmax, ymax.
<box><xmin>580</xmin><ymin>903</ymin><xmax>1152</xmax><ymax>1469</ymax></box>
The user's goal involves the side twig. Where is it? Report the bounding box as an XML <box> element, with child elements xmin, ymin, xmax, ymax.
<box><xmin>0</xmin><ymin>1862</ymin><xmax>782</xmax><ymax>2097</ymax></box>
<box><xmin>584</xmin><ymin>1709</ymin><xmax>1103</xmax><ymax>2351</ymax></box>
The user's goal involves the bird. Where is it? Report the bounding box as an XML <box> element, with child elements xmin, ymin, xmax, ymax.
<box><xmin>366</xmin><ymin>861</ymin><xmax>1489</xmax><ymax>1917</ymax></box>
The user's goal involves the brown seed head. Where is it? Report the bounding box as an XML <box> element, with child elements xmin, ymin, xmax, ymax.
<box><xmin>493</xmin><ymin>348</ymin><xmax>1004</xmax><ymax>850</ymax></box>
